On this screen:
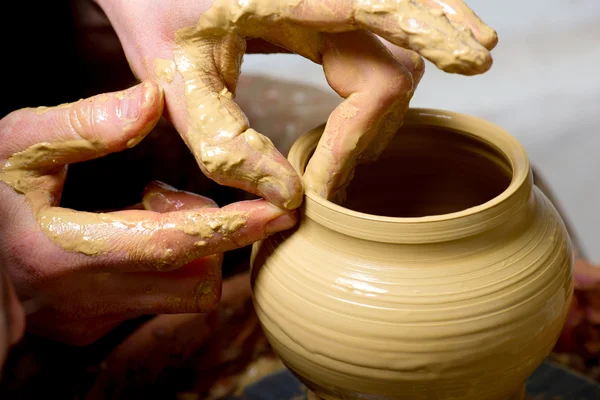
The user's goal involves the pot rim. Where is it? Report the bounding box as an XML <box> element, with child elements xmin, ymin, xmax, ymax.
<box><xmin>288</xmin><ymin>108</ymin><xmax>534</xmax><ymax>243</ymax></box>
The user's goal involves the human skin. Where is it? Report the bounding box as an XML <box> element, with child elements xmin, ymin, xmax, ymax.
<box><xmin>94</xmin><ymin>0</ymin><xmax>498</xmax><ymax>205</ymax></box>
<box><xmin>0</xmin><ymin>82</ymin><xmax>297</xmax><ymax>345</ymax></box>
<box><xmin>0</xmin><ymin>263</ymin><xmax>24</xmax><ymax>369</ymax></box>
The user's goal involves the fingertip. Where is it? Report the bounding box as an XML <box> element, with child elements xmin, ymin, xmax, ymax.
<box><xmin>284</xmin><ymin>187</ymin><xmax>304</xmax><ymax>210</ymax></box>
<box><xmin>473</xmin><ymin>52</ymin><xmax>493</xmax><ymax>75</ymax></box>
<box><xmin>122</xmin><ymin>81</ymin><xmax>164</xmax><ymax>149</ymax></box>
<box><xmin>142</xmin><ymin>180</ymin><xmax>218</xmax><ymax>212</ymax></box>
<box><xmin>260</xmin><ymin>201</ymin><xmax>298</xmax><ymax>234</ymax></box>
<box><xmin>438</xmin><ymin>49</ymin><xmax>493</xmax><ymax>76</ymax></box>
<box><xmin>141</xmin><ymin>80</ymin><xmax>165</xmax><ymax>117</ymax></box>
<box><xmin>142</xmin><ymin>180</ymin><xmax>178</xmax><ymax>199</ymax></box>
<box><xmin>265</xmin><ymin>210</ymin><xmax>298</xmax><ymax>234</ymax></box>
<box><xmin>223</xmin><ymin>199</ymin><xmax>298</xmax><ymax>235</ymax></box>
<box><xmin>481</xmin><ymin>28</ymin><xmax>498</xmax><ymax>51</ymax></box>
<box><xmin>257</xmin><ymin>171</ymin><xmax>304</xmax><ymax>210</ymax></box>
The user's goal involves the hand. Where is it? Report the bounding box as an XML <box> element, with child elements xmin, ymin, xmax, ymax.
<box><xmin>0</xmin><ymin>260</ymin><xmax>24</xmax><ymax>369</ymax></box>
<box><xmin>96</xmin><ymin>0</ymin><xmax>497</xmax><ymax>204</ymax></box>
<box><xmin>86</xmin><ymin>273</ymin><xmax>259</xmax><ymax>399</ymax></box>
<box><xmin>0</xmin><ymin>81</ymin><xmax>297</xmax><ymax>345</ymax></box>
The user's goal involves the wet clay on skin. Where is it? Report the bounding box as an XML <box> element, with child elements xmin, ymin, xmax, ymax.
<box><xmin>154</xmin><ymin>58</ymin><xmax>176</xmax><ymax>83</ymax></box>
<box><xmin>0</xmin><ymin>86</ymin><xmax>250</xmax><ymax>262</ymax></box>
<box><xmin>165</xmin><ymin>0</ymin><xmax>493</xmax><ymax>207</ymax></box>
<box><xmin>251</xmin><ymin>109</ymin><xmax>573</xmax><ymax>400</ymax></box>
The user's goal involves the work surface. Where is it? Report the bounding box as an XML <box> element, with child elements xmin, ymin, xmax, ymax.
<box><xmin>226</xmin><ymin>361</ymin><xmax>600</xmax><ymax>400</ymax></box>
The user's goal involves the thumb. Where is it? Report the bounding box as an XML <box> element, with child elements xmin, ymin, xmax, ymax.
<box><xmin>0</xmin><ymin>81</ymin><xmax>164</xmax><ymax>169</ymax></box>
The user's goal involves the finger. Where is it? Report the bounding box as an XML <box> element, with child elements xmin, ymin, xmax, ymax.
<box><xmin>225</xmin><ymin>0</ymin><xmax>492</xmax><ymax>74</ymax></box>
<box><xmin>142</xmin><ymin>180</ymin><xmax>218</xmax><ymax>212</ymax></box>
<box><xmin>26</xmin><ymin>188</ymin><xmax>226</xmax><ymax>345</ymax></box>
<box><xmin>24</xmin><ymin>256</ymin><xmax>222</xmax><ymax>346</ymax></box>
<box><xmin>86</xmin><ymin>274</ymin><xmax>251</xmax><ymax>400</ymax></box>
<box><xmin>303</xmin><ymin>31</ymin><xmax>414</xmax><ymax>201</ymax></box>
<box><xmin>139</xmin><ymin>180</ymin><xmax>222</xmax><ymax>314</ymax></box>
<box><xmin>0</xmin><ymin>81</ymin><xmax>164</xmax><ymax>169</ymax></box>
<box><xmin>164</xmin><ymin>0</ymin><xmax>492</xmax><ymax>211</ymax></box>
<box><xmin>418</xmin><ymin>0</ymin><xmax>498</xmax><ymax>50</ymax></box>
<box><xmin>107</xmin><ymin>256</ymin><xmax>224</xmax><ymax>315</ymax></box>
<box><xmin>171</xmin><ymin>28</ymin><xmax>304</xmax><ymax>209</ymax></box>
<box><xmin>379</xmin><ymin>38</ymin><xmax>426</xmax><ymax>87</ymax></box>
<box><xmin>349</xmin><ymin>0</ymin><xmax>493</xmax><ymax>74</ymax></box>
<box><xmin>38</xmin><ymin>199</ymin><xmax>296</xmax><ymax>272</ymax></box>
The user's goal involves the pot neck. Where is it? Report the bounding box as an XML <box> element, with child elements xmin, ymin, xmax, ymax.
<box><xmin>289</xmin><ymin>108</ymin><xmax>534</xmax><ymax>244</ymax></box>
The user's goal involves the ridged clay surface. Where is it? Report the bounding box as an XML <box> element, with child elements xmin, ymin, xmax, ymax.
<box><xmin>251</xmin><ymin>108</ymin><xmax>574</xmax><ymax>400</ymax></box>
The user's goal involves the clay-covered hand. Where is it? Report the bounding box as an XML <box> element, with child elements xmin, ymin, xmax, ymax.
<box><xmin>0</xmin><ymin>81</ymin><xmax>296</xmax><ymax>345</ymax></box>
<box><xmin>0</xmin><ymin>260</ymin><xmax>25</xmax><ymax>369</ymax></box>
<box><xmin>95</xmin><ymin>0</ymin><xmax>497</xmax><ymax>204</ymax></box>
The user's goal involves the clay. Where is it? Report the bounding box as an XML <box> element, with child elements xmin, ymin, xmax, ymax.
<box><xmin>251</xmin><ymin>108</ymin><xmax>574</xmax><ymax>400</ymax></box>
<box><xmin>173</xmin><ymin>22</ymin><xmax>303</xmax><ymax>210</ymax></box>
<box><xmin>172</xmin><ymin>0</ymin><xmax>494</xmax><ymax>208</ymax></box>
<box><xmin>154</xmin><ymin>58</ymin><xmax>176</xmax><ymax>83</ymax></box>
<box><xmin>0</xmin><ymin>87</ymin><xmax>250</xmax><ymax>260</ymax></box>
<box><xmin>34</xmin><ymin>206</ymin><xmax>249</xmax><ymax>257</ymax></box>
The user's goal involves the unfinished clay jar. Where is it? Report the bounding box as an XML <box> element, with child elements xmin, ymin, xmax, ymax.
<box><xmin>250</xmin><ymin>108</ymin><xmax>574</xmax><ymax>400</ymax></box>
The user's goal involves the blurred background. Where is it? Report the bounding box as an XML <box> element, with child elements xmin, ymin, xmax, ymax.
<box><xmin>241</xmin><ymin>0</ymin><xmax>600</xmax><ymax>261</ymax></box>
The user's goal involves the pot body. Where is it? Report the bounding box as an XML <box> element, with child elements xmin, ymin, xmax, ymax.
<box><xmin>251</xmin><ymin>109</ymin><xmax>574</xmax><ymax>400</ymax></box>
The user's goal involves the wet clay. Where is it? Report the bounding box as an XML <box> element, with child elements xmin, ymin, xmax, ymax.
<box><xmin>36</xmin><ymin>206</ymin><xmax>248</xmax><ymax>258</ymax></box>
<box><xmin>171</xmin><ymin>0</ymin><xmax>492</xmax><ymax>208</ymax></box>
<box><xmin>0</xmin><ymin>89</ymin><xmax>250</xmax><ymax>262</ymax></box>
<box><xmin>251</xmin><ymin>109</ymin><xmax>573</xmax><ymax>400</ymax></box>
<box><xmin>173</xmin><ymin>11</ymin><xmax>303</xmax><ymax>210</ymax></box>
<box><xmin>154</xmin><ymin>58</ymin><xmax>176</xmax><ymax>83</ymax></box>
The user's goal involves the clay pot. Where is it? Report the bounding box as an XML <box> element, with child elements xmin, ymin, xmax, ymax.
<box><xmin>250</xmin><ymin>108</ymin><xmax>574</xmax><ymax>400</ymax></box>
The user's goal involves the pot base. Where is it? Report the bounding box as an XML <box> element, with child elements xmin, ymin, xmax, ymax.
<box><xmin>306</xmin><ymin>385</ymin><xmax>526</xmax><ymax>400</ymax></box>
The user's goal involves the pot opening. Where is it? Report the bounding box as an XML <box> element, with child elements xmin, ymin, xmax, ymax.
<box><xmin>340</xmin><ymin>124</ymin><xmax>513</xmax><ymax>218</ymax></box>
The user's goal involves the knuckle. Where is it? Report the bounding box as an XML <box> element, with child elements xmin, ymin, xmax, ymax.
<box><xmin>5</xmin><ymin>232</ymin><xmax>62</xmax><ymax>287</ymax></box>
<box><xmin>389</xmin><ymin>63</ymin><xmax>414</xmax><ymax>93</ymax></box>
<box><xmin>67</xmin><ymin>99</ymin><xmax>95</xmax><ymax>141</ymax></box>
<box><xmin>372</xmin><ymin>63</ymin><xmax>414</xmax><ymax>106</ymax></box>
<box><xmin>193</xmin><ymin>279</ymin><xmax>222</xmax><ymax>311</ymax></box>
<box><xmin>0</xmin><ymin>110</ymin><xmax>30</xmax><ymax>158</ymax></box>
<box><xmin>161</xmin><ymin>280</ymin><xmax>221</xmax><ymax>314</ymax></box>
<box><xmin>412</xmin><ymin>55</ymin><xmax>426</xmax><ymax>78</ymax></box>
<box><xmin>199</xmin><ymin>143</ymin><xmax>245</xmax><ymax>177</ymax></box>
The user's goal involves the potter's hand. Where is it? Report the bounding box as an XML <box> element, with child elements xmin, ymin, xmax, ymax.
<box><xmin>0</xmin><ymin>260</ymin><xmax>25</xmax><ymax>369</ymax></box>
<box><xmin>87</xmin><ymin>273</ymin><xmax>258</xmax><ymax>399</ymax></box>
<box><xmin>96</xmin><ymin>0</ymin><xmax>497</xmax><ymax>204</ymax></box>
<box><xmin>0</xmin><ymin>82</ymin><xmax>296</xmax><ymax>345</ymax></box>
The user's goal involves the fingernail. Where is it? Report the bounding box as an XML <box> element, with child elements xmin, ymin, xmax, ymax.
<box><xmin>147</xmin><ymin>180</ymin><xmax>178</xmax><ymax>194</ymax></box>
<box><xmin>143</xmin><ymin>191</ymin><xmax>168</xmax><ymax>212</ymax></box>
<box><xmin>265</xmin><ymin>212</ymin><xmax>297</xmax><ymax>234</ymax></box>
<box><xmin>120</xmin><ymin>84</ymin><xmax>143</xmax><ymax>120</ymax></box>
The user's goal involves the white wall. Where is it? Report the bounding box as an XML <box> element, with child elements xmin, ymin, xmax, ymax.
<box><xmin>241</xmin><ymin>0</ymin><xmax>600</xmax><ymax>261</ymax></box>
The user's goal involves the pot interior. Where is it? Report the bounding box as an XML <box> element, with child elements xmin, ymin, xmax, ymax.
<box><xmin>341</xmin><ymin>124</ymin><xmax>513</xmax><ymax>218</ymax></box>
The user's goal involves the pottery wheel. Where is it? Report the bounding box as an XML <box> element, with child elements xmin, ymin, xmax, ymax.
<box><xmin>224</xmin><ymin>361</ymin><xmax>600</xmax><ymax>400</ymax></box>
